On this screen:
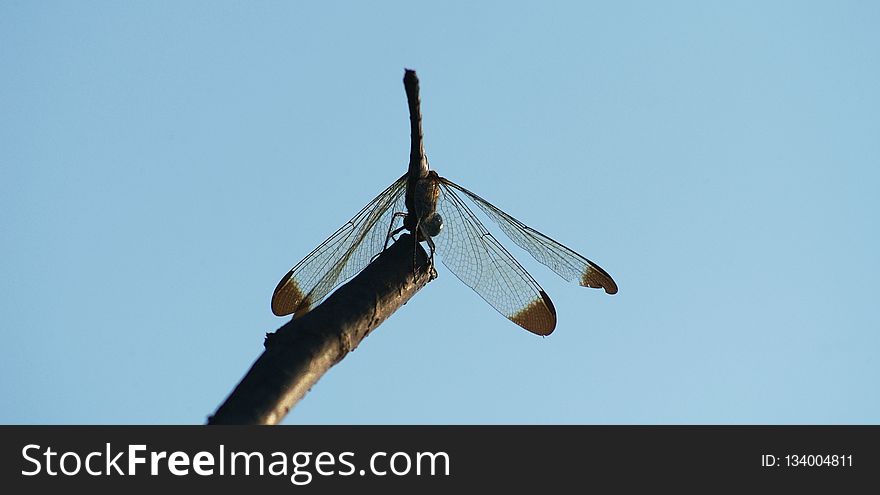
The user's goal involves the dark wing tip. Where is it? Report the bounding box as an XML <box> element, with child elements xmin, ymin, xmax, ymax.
<box><xmin>581</xmin><ymin>262</ymin><xmax>618</xmax><ymax>295</ymax></box>
<box><xmin>511</xmin><ymin>291</ymin><xmax>557</xmax><ymax>336</ymax></box>
<box><xmin>270</xmin><ymin>271</ymin><xmax>309</xmax><ymax>317</ymax></box>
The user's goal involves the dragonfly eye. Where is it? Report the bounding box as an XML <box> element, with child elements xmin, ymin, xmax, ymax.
<box><xmin>422</xmin><ymin>212</ymin><xmax>443</xmax><ymax>237</ymax></box>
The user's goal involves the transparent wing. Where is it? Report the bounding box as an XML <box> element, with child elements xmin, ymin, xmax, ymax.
<box><xmin>271</xmin><ymin>174</ymin><xmax>408</xmax><ymax>317</ymax></box>
<box><xmin>439</xmin><ymin>177</ymin><xmax>618</xmax><ymax>295</ymax></box>
<box><xmin>434</xmin><ymin>181</ymin><xmax>558</xmax><ymax>335</ymax></box>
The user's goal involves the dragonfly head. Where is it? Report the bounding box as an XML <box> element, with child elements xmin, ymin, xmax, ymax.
<box><xmin>421</xmin><ymin>212</ymin><xmax>443</xmax><ymax>238</ymax></box>
<box><xmin>404</xmin><ymin>211</ymin><xmax>443</xmax><ymax>240</ymax></box>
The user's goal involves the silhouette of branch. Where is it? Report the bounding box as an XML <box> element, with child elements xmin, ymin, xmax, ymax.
<box><xmin>208</xmin><ymin>234</ymin><xmax>433</xmax><ymax>425</ymax></box>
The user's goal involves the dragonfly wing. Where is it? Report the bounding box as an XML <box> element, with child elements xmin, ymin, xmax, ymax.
<box><xmin>434</xmin><ymin>181</ymin><xmax>558</xmax><ymax>335</ymax></box>
<box><xmin>439</xmin><ymin>177</ymin><xmax>618</xmax><ymax>295</ymax></box>
<box><xmin>271</xmin><ymin>174</ymin><xmax>408</xmax><ymax>317</ymax></box>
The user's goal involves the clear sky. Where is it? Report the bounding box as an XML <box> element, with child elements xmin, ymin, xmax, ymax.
<box><xmin>2</xmin><ymin>1</ymin><xmax>878</xmax><ymax>424</ymax></box>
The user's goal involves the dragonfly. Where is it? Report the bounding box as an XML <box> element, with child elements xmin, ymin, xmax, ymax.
<box><xmin>271</xmin><ymin>70</ymin><xmax>617</xmax><ymax>336</ymax></box>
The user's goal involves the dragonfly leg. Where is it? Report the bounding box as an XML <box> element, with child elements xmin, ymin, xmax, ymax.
<box><xmin>411</xmin><ymin>222</ymin><xmax>437</xmax><ymax>280</ymax></box>
<box><xmin>424</xmin><ymin>232</ymin><xmax>436</xmax><ymax>265</ymax></box>
<box><xmin>383</xmin><ymin>212</ymin><xmax>407</xmax><ymax>250</ymax></box>
<box><xmin>372</xmin><ymin>212</ymin><xmax>408</xmax><ymax>263</ymax></box>
<box><xmin>424</xmin><ymin>234</ymin><xmax>438</xmax><ymax>280</ymax></box>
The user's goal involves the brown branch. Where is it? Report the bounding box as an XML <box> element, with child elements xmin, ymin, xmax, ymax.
<box><xmin>207</xmin><ymin>234</ymin><xmax>433</xmax><ymax>425</ymax></box>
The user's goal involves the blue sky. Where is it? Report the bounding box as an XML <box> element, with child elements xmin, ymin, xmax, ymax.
<box><xmin>2</xmin><ymin>1</ymin><xmax>878</xmax><ymax>424</ymax></box>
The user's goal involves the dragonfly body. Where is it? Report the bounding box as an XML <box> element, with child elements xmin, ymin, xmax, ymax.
<box><xmin>271</xmin><ymin>70</ymin><xmax>617</xmax><ymax>335</ymax></box>
<box><xmin>403</xmin><ymin>70</ymin><xmax>442</xmax><ymax>245</ymax></box>
<box><xmin>404</xmin><ymin>170</ymin><xmax>443</xmax><ymax>243</ymax></box>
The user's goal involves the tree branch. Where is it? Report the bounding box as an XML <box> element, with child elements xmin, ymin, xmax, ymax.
<box><xmin>208</xmin><ymin>234</ymin><xmax>433</xmax><ymax>425</ymax></box>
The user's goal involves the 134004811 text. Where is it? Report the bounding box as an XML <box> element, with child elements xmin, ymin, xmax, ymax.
<box><xmin>761</xmin><ymin>454</ymin><xmax>854</xmax><ymax>468</ymax></box>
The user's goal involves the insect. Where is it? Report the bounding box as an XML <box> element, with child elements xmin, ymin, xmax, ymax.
<box><xmin>272</xmin><ymin>70</ymin><xmax>617</xmax><ymax>335</ymax></box>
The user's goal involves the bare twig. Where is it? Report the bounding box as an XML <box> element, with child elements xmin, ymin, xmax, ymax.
<box><xmin>208</xmin><ymin>234</ymin><xmax>432</xmax><ymax>425</ymax></box>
